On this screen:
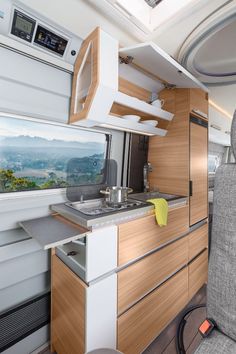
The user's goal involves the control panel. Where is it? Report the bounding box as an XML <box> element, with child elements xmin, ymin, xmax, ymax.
<box><xmin>11</xmin><ymin>9</ymin><xmax>35</xmax><ymax>42</ymax></box>
<box><xmin>34</xmin><ymin>25</ymin><xmax>68</xmax><ymax>57</ymax></box>
<box><xmin>0</xmin><ymin>0</ymin><xmax>82</xmax><ymax>67</ymax></box>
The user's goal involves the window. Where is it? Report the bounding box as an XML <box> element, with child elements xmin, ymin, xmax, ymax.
<box><xmin>0</xmin><ymin>116</ymin><xmax>109</xmax><ymax>193</ymax></box>
<box><xmin>208</xmin><ymin>154</ymin><xmax>220</xmax><ymax>173</ymax></box>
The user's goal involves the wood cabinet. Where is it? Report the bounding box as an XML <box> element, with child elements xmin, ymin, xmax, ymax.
<box><xmin>118</xmin><ymin>236</ymin><xmax>188</xmax><ymax>315</ymax></box>
<box><xmin>148</xmin><ymin>89</ymin><xmax>190</xmax><ymax>196</ymax></box>
<box><xmin>117</xmin><ymin>267</ymin><xmax>189</xmax><ymax>354</ymax></box>
<box><xmin>189</xmin><ymin>223</ymin><xmax>208</xmax><ymax>261</ymax></box>
<box><xmin>148</xmin><ymin>88</ymin><xmax>208</xmax><ymax>226</ymax></box>
<box><xmin>51</xmin><ymin>255</ymin><xmax>117</xmax><ymax>354</ymax></box>
<box><xmin>51</xmin><ymin>255</ymin><xmax>86</xmax><ymax>354</ymax></box>
<box><xmin>188</xmin><ymin>249</ymin><xmax>208</xmax><ymax>301</ymax></box>
<box><xmin>190</xmin><ymin>118</ymin><xmax>208</xmax><ymax>225</ymax></box>
<box><xmin>118</xmin><ymin>204</ymin><xmax>189</xmax><ymax>266</ymax></box>
<box><xmin>69</xmin><ymin>27</ymin><xmax>118</xmax><ymax>126</ymax></box>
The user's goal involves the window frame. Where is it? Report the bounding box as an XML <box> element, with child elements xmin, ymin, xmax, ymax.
<box><xmin>0</xmin><ymin>112</ymin><xmax>111</xmax><ymax>198</ymax></box>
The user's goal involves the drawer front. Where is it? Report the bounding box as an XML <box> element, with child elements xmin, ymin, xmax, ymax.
<box><xmin>189</xmin><ymin>249</ymin><xmax>208</xmax><ymax>301</ymax></box>
<box><xmin>189</xmin><ymin>223</ymin><xmax>208</xmax><ymax>261</ymax></box>
<box><xmin>52</xmin><ymin>255</ymin><xmax>86</xmax><ymax>354</ymax></box>
<box><xmin>117</xmin><ymin>268</ymin><xmax>188</xmax><ymax>354</ymax></box>
<box><xmin>118</xmin><ymin>205</ymin><xmax>189</xmax><ymax>266</ymax></box>
<box><xmin>118</xmin><ymin>236</ymin><xmax>188</xmax><ymax>315</ymax></box>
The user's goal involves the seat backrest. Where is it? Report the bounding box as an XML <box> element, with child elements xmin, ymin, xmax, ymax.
<box><xmin>207</xmin><ymin>110</ymin><xmax>236</xmax><ymax>341</ymax></box>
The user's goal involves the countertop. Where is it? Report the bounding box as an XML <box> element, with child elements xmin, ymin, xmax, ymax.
<box><xmin>51</xmin><ymin>195</ymin><xmax>187</xmax><ymax>229</ymax></box>
<box><xmin>20</xmin><ymin>194</ymin><xmax>187</xmax><ymax>249</ymax></box>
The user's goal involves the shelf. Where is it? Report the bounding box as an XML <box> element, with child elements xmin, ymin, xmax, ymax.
<box><xmin>98</xmin><ymin>115</ymin><xmax>167</xmax><ymax>136</ymax></box>
<box><xmin>119</xmin><ymin>43</ymin><xmax>209</xmax><ymax>92</ymax></box>
<box><xmin>114</xmin><ymin>91</ymin><xmax>174</xmax><ymax>121</ymax></box>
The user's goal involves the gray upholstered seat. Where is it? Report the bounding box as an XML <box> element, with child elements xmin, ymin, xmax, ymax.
<box><xmin>194</xmin><ymin>111</ymin><xmax>236</xmax><ymax>353</ymax></box>
<box><xmin>194</xmin><ymin>330</ymin><xmax>236</xmax><ymax>354</ymax></box>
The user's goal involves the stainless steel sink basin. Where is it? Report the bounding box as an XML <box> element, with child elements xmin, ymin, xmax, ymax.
<box><xmin>130</xmin><ymin>192</ymin><xmax>179</xmax><ymax>202</ymax></box>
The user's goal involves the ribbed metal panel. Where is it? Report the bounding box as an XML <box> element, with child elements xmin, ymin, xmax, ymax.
<box><xmin>0</xmin><ymin>292</ymin><xmax>50</xmax><ymax>353</ymax></box>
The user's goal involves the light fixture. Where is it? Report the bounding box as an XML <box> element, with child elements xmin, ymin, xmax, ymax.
<box><xmin>209</xmin><ymin>99</ymin><xmax>232</xmax><ymax>120</ymax></box>
<box><xmin>98</xmin><ymin>123</ymin><xmax>155</xmax><ymax>136</ymax></box>
<box><xmin>144</xmin><ymin>0</ymin><xmax>163</xmax><ymax>8</ymax></box>
<box><xmin>210</xmin><ymin>124</ymin><xmax>221</xmax><ymax>131</ymax></box>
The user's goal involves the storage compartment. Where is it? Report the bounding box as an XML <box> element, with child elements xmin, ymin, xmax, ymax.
<box><xmin>56</xmin><ymin>225</ymin><xmax>117</xmax><ymax>283</ymax></box>
<box><xmin>118</xmin><ymin>205</ymin><xmax>189</xmax><ymax>266</ymax></box>
<box><xmin>56</xmin><ymin>239</ymin><xmax>86</xmax><ymax>280</ymax></box>
<box><xmin>188</xmin><ymin>249</ymin><xmax>208</xmax><ymax>301</ymax></box>
<box><xmin>51</xmin><ymin>255</ymin><xmax>86</xmax><ymax>354</ymax></box>
<box><xmin>51</xmin><ymin>255</ymin><xmax>117</xmax><ymax>354</ymax></box>
<box><xmin>117</xmin><ymin>267</ymin><xmax>188</xmax><ymax>354</ymax></box>
<box><xmin>118</xmin><ymin>236</ymin><xmax>188</xmax><ymax>315</ymax></box>
<box><xmin>189</xmin><ymin>223</ymin><xmax>208</xmax><ymax>261</ymax></box>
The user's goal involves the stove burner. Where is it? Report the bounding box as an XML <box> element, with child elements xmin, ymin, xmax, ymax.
<box><xmin>66</xmin><ymin>199</ymin><xmax>146</xmax><ymax>216</ymax></box>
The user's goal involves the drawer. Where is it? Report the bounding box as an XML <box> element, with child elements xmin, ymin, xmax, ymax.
<box><xmin>117</xmin><ymin>267</ymin><xmax>188</xmax><ymax>354</ymax></box>
<box><xmin>189</xmin><ymin>223</ymin><xmax>208</xmax><ymax>261</ymax></box>
<box><xmin>118</xmin><ymin>205</ymin><xmax>189</xmax><ymax>266</ymax></box>
<box><xmin>189</xmin><ymin>249</ymin><xmax>208</xmax><ymax>301</ymax></box>
<box><xmin>56</xmin><ymin>225</ymin><xmax>117</xmax><ymax>282</ymax></box>
<box><xmin>118</xmin><ymin>236</ymin><xmax>188</xmax><ymax>315</ymax></box>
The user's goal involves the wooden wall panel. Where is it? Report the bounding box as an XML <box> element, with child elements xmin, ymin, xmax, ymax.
<box><xmin>118</xmin><ymin>205</ymin><xmax>189</xmax><ymax>266</ymax></box>
<box><xmin>148</xmin><ymin>89</ymin><xmax>190</xmax><ymax>196</ymax></box>
<box><xmin>118</xmin><ymin>236</ymin><xmax>188</xmax><ymax>314</ymax></box>
<box><xmin>51</xmin><ymin>255</ymin><xmax>87</xmax><ymax>354</ymax></box>
<box><xmin>190</xmin><ymin>121</ymin><xmax>208</xmax><ymax>225</ymax></box>
<box><xmin>117</xmin><ymin>268</ymin><xmax>189</xmax><ymax>354</ymax></box>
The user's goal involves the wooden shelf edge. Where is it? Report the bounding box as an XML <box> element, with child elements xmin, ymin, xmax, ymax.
<box><xmin>99</xmin><ymin>115</ymin><xmax>167</xmax><ymax>136</ymax></box>
<box><xmin>115</xmin><ymin>91</ymin><xmax>174</xmax><ymax>121</ymax></box>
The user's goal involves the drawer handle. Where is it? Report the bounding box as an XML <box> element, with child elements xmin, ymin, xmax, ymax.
<box><xmin>67</xmin><ymin>251</ymin><xmax>79</xmax><ymax>256</ymax></box>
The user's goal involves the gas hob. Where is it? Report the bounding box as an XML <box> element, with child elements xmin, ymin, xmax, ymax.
<box><xmin>65</xmin><ymin>199</ymin><xmax>146</xmax><ymax>216</ymax></box>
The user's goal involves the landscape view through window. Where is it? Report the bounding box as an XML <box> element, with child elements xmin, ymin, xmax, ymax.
<box><xmin>0</xmin><ymin>117</ymin><xmax>108</xmax><ymax>193</ymax></box>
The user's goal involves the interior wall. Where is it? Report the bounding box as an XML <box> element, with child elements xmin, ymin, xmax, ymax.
<box><xmin>19</xmin><ymin>0</ymin><xmax>137</xmax><ymax>46</ymax></box>
<box><xmin>0</xmin><ymin>37</ymin><xmax>124</xmax><ymax>354</ymax></box>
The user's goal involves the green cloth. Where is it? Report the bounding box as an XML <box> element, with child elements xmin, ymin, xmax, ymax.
<box><xmin>147</xmin><ymin>198</ymin><xmax>168</xmax><ymax>227</ymax></box>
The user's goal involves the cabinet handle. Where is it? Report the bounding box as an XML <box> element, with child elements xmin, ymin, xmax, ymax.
<box><xmin>190</xmin><ymin>181</ymin><xmax>193</xmax><ymax>197</ymax></box>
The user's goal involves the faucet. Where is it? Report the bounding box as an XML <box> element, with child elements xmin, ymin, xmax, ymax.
<box><xmin>143</xmin><ymin>162</ymin><xmax>153</xmax><ymax>192</ymax></box>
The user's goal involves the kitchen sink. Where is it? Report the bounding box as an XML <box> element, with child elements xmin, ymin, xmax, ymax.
<box><xmin>130</xmin><ymin>192</ymin><xmax>180</xmax><ymax>202</ymax></box>
<box><xmin>65</xmin><ymin>198</ymin><xmax>146</xmax><ymax>216</ymax></box>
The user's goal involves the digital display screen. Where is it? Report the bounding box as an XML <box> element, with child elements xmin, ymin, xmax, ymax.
<box><xmin>34</xmin><ymin>25</ymin><xmax>68</xmax><ymax>56</ymax></box>
<box><xmin>15</xmin><ymin>16</ymin><xmax>33</xmax><ymax>34</ymax></box>
<box><xmin>11</xmin><ymin>9</ymin><xmax>35</xmax><ymax>42</ymax></box>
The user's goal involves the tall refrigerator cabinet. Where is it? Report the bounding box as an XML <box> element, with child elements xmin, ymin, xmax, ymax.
<box><xmin>148</xmin><ymin>88</ymin><xmax>209</xmax><ymax>227</ymax></box>
<box><xmin>190</xmin><ymin>116</ymin><xmax>208</xmax><ymax>226</ymax></box>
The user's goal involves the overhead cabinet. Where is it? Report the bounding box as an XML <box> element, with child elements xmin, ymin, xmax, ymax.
<box><xmin>69</xmin><ymin>27</ymin><xmax>208</xmax><ymax>136</ymax></box>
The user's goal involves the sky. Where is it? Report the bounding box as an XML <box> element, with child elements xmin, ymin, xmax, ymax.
<box><xmin>0</xmin><ymin>117</ymin><xmax>106</xmax><ymax>144</ymax></box>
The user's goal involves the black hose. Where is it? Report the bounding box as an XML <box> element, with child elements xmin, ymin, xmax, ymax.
<box><xmin>176</xmin><ymin>304</ymin><xmax>206</xmax><ymax>354</ymax></box>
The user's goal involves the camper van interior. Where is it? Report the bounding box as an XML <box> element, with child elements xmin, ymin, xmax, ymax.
<box><xmin>0</xmin><ymin>0</ymin><xmax>236</xmax><ymax>353</ymax></box>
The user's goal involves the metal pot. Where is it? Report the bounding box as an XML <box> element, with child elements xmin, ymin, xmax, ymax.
<box><xmin>100</xmin><ymin>186</ymin><xmax>133</xmax><ymax>205</ymax></box>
